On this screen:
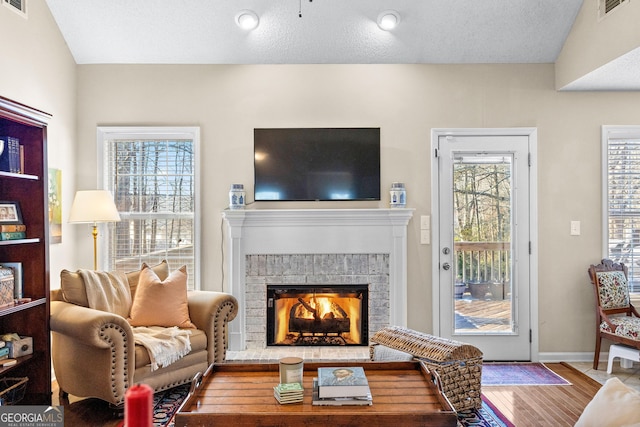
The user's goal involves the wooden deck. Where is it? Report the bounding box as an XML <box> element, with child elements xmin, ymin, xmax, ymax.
<box><xmin>455</xmin><ymin>298</ymin><xmax>513</xmax><ymax>332</ymax></box>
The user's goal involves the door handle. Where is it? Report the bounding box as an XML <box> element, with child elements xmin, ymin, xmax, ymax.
<box><xmin>442</xmin><ymin>262</ymin><xmax>451</xmax><ymax>270</ymax></box>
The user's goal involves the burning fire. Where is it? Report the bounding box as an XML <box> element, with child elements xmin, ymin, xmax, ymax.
<box><xmin>295</xmin><ymin>297</ymin><xmax>337</xmax><ymax>319</ymax></box>
<box><xmin>274</xmin><ymin>292</ymin><xmax>362</xmax><ymax>345</ymax></box>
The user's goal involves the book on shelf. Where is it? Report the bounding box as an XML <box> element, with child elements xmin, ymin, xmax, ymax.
<box><xmin>19</xmin><ymin>144</ymin><xmax>24</xmax><ymax>174</ymax></box>
<box><xmin>0</xmin><ymin>136</ymin><xmax>20</xmax><ymax>174</ymax></box>
<box><xmin>0</xmin><ymin>225</ymin><xmax>26</xmax><ymax>232</ymax></box>
<box><xmin>317</xmin><ymin>366</ymin><xmax>371</xmax><ymax>399</ymax></box>
<box><xmin>0</xmin><ymin>358</ymin><xmax>17</xmax><ymax>367</ymax></box>
<box><xmin>0</xmin><ymin>231</ymin><xmax>26</xmax><ymax>241</ymax></box>
<box><xmin>312</xmin><ymin>378</ymin><xmax>372</xmax><ymax>406</ymax></box>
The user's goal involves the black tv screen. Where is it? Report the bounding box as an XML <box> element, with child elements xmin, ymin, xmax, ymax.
<box><xmin>254</xmin><ymin>128</ymin><xmax>380</xmax><ymax>201</ymax></box>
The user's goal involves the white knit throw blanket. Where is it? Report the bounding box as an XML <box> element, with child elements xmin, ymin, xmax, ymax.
<box><xmin>132</xmin><ymin>326</ymin><xmax>192</xmax><ymax>371</ymax></box>
<box><xmin>79</xmin><ymin>269</ymin><xmax>131</xmax><ymax>319</ymax></box>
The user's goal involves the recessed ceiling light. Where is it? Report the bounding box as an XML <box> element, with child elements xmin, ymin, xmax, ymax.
<box><xmin>377</xmin><ymin>10</ymin><xmax>400</xmax><ymax>31</ymax></box>
<box><xmin>236</xmin><ymin>10</ymin><xmax>259</xmax><ymax>31</ymax></box>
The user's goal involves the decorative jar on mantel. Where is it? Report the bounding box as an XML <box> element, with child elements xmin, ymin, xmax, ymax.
<box><xmin>229</xmin><ymin>184</ymin><xmax>245</xmax><ymax>210</ymax></box>
<box><xmin>390</xmin><ymin>182</ymin><xmax>406</xmax><ymax>208</ymax></box>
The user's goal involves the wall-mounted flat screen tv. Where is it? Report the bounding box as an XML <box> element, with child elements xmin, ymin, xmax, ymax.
<box><xmin>254</xmin><ymin>128</ymin><xmax>380</xmax><ymax>201</ymax></box>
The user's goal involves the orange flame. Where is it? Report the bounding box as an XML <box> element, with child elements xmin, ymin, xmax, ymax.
<box><xmin>273</xmin><ymin>293</ymin><xmax>363</xmax><ymax>345</ymax></box>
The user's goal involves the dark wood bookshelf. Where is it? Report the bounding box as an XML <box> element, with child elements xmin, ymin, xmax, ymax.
<box><xmin>0</xmin><ymin>353</ymin><xmax>35</xmax><ymax>376</ymax></box>
<box><xmin>0</xmin><ymin>239</ymin><xmax>40</xmax><ymax>246</ymax></box>
<box><xmin>0</xmin><ymin>298</ymin><xmax>46</xmax><ymax>316</ymax></box>
<box><xmin>0</xmin><ymin>95</ymin><xmax>51</xmax><ymax>405</ymax></box>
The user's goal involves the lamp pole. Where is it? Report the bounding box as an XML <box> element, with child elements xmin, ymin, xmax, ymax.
<box><xmin>91</xmin><ymin>223</ymin><xmax>98</xmax><ymax>270</ymax></box>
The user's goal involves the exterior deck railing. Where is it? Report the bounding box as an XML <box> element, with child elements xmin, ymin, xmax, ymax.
<box><xmin>454</xmin><ymin>241</ymin><xmax>511</xmax><ymax>285</ymax></box>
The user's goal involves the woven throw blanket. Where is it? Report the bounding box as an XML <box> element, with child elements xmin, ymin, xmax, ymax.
<box><xmin>79</xmin><ymin>269</ymin><xmax>131</xmax><ymax>318</ymax></box>
<box><xmin>133</xmin><ymin>326</ymin><xmax>192</xmax><ymax>371</ymax></box>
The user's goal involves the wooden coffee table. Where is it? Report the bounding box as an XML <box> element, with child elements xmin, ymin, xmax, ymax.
<box><xmin>174</xmin><ymin>360</ymin><xmax>457</xmax><ymax>427</ymax></box>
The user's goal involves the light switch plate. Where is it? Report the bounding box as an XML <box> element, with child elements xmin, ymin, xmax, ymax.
<box><xmin>570</xmin><ymin>221</ymin><xmax>581</xmax><ymax>236</ymax></box>
<box><xmin>420</xmin><ymin>215</ymin><xmax>430</xmax><ymax>230</ymax></box>
<box><xmin>420</xmin><ymin>229</ymin><xmax>430</xmax><ymax>244</ymax></box>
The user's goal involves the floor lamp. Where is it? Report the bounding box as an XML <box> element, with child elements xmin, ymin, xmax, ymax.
<box><xmin>69</xmin><ymin>190</ymin><xmax>121</xmax><ymax>270</ymax></box>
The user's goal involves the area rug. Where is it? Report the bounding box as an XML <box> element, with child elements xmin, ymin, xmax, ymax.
<box><xmin>482</xmin><ymin>362</ymin><xmax>571</xmax><ymax>386</ymax></box>
<box><xmin>152</xmin><ymin>383</ymin><xmax>190</xmax><ymax>426</ymax></box>
<box><xmin>457</xmin><ymin>395</ymin><xmax>515</xmax><ymax>427</ymax></box>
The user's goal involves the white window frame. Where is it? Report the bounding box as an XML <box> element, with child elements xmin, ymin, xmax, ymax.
<box><xmin>602</xmin><ymin>125</ymin><xmax>640</xmax><ymax>294</ymax></box>
<box><xmin>97</xmin><ymin>126</ymin><xmax>201</xmax><ymax>289</ymax></box>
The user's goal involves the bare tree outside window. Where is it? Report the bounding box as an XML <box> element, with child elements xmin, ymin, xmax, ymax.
<box><xmin>100</xmin><ymin>127</ymin><xmax>198</xmax><ymax>289</ymax></box>
<box><xmin>453</xmin><ymin>158</ymin><xmax>512</xmax><ymax>287</ymax></box>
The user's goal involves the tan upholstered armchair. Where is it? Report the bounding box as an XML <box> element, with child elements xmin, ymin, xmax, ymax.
<box><xmin>50</xmin><ymin>261</ymin><xmax>238</xmax><ymax>406</ymax></box>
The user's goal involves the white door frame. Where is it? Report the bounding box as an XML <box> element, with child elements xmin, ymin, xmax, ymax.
<box><xmin>430</xmin><ymin>127</ymin><xmax>539</xmax><ymax>361</ymax></box>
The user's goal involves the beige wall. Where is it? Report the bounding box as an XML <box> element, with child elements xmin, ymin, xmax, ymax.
<box><xmin>4</xmin><ymin>1</ymin><xmax>640</xmax><ymax>358</ymax></box>
<box><xmin>556</xmin><ymin>0</ymin><xmax>640</xmax><ymax>89</ymax></box>
<box><xmin>76</xmin><ymin>63</ymin><xmax>640</xmax><ymax>356</ymax></box>
<box><xmin>0</xmin><ymin>1</ymin><xmax>76</xmax><ymax>288</ymax></box>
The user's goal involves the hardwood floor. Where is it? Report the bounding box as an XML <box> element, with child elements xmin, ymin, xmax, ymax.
<box><xmin>53</xmin><ymin>362</ymin><xmax>600</xmax><ymax>427</ymax></box>
<box><xmin>52</xmin><ymin>383</ymin><xmax>123</xmax><ymax>427</ymax></box>
<box><xmin>483</xmin><ymin>362</ymin><xmax>601</xmax><ymax>426</ymax></box>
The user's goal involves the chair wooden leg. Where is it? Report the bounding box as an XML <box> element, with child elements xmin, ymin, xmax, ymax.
<box><xmin>593</xmin><ymin>336</ymin><xmax>602</xmax><ymax>370</ymax></box>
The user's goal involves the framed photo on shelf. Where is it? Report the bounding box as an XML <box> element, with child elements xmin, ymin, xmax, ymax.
<box><xmin>0</xmin><ymin>201</ymin><xmax>22</xmax><ymax>224</ymax></box>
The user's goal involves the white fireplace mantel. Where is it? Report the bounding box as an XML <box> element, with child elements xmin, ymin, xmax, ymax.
<box><xmin>222</xmin><ymin>208</ymin><xmax>414</xmax><ymax>350</ymax></box>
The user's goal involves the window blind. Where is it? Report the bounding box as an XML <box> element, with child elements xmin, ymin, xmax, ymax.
<box><xmin>607</xmin><ymin>135</ymin><xmax>640</xmax><ymax>292</ymax></box>
<box><xmin>103</xmin><ymin>135</ymin><xmax>197</xmax><ymax>289</ymax></box>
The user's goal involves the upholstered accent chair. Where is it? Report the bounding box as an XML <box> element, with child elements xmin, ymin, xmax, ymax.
<box><xmin>50</xmin><ymin>261</ymin><xmax>238</xmax><ymax>406</ymax></box>
<box><xmin>587</xmin><ymin>259</ymin><xmax>640</xmax><ymax>369</ymax></box>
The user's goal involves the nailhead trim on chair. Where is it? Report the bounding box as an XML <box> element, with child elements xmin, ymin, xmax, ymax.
<box><xmin>99</xmin><ymin>323</ymin><xmax>129</xmax><ymax>405</ymax></box>
<box><xmin>213</xmin><ymin>301</ymin><xmax>236</xmax><ymax>362</ymax></box>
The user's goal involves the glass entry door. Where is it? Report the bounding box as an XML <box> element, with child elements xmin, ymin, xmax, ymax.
<box><xmin>436</xmin><ymin>133</ymin><xmax>532</xmax><ymax>360</ymax></box>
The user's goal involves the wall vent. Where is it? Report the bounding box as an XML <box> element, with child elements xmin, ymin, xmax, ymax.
<box><xmin>3</xmin><ymin>0</ymin><xmax>26</xmax><ymax>18</ymax></box>
<box><xmin>599</xmin><ymin>0</ymin><xmax>628</xmax><ymax>19</ymax></box>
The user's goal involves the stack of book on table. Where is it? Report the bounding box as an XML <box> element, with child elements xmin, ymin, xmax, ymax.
<box><xmin>273</xmin><ymin>382</ymin><xmax>303</xmax><ymax>404</ymax></box>
<box><xmin>312</xmin><ymin>366</ymin><xmax>372</xmax><ymax>406</ymax></box>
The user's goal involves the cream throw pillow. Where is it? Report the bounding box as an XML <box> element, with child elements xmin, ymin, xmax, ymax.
<box><xmin>574</xmin><ymin>377</ymin><xmax>640</xmax><ymax>427</ymax></box>
<box><xmin>128</xmin><ymin>265</ymin><xmax>196</xmax><ymax>329</ymax></box>
<box><xmin>126</xmin><ymin>260</ymin><xmax>169</xmax><ymax>300</ymax></box>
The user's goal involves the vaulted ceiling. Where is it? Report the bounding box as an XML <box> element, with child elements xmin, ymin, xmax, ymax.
<box><xmin>44</xmin><ymin>0</ymin><xmax>639</xmax><ymax>90</ymax></box>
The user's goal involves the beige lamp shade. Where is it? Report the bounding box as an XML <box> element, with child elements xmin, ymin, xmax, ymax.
<box><xmin>69</xmin><ymin>190</ymin><xmax>120</xmax><ymax>270</ymax></box>
<box><xmin>68</xmin><ymin>190</ymin><xmax>121</xmax><ymax>224</ymax></box>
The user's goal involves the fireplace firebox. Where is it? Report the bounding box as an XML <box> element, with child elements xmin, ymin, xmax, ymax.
<box><xmin>266</xmin><ymin>284</ymin><xmax>369</xmax><ymax>346</ymax></box>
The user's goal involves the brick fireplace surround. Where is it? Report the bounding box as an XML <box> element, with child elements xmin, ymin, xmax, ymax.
<box><xmin>222</xmin><ymin>208</ymin><xmax>414</xmax><ymax>353</ymax></box>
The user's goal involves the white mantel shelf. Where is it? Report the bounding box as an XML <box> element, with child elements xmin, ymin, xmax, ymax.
<box><xmin>223</xmin><ymin>208</ymin><xmax>414</xmax><ymax>224</ymax></box>
<box><xmin>222</xmin><ymin>208</ymin><xmax>414</xmax><ymax>350</ymax></box>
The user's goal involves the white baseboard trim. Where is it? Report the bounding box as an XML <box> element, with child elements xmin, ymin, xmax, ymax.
<box><xmin>538</xmin><ymin>352</ymin><xmax>597</xmax><ymax>363</ymax></box>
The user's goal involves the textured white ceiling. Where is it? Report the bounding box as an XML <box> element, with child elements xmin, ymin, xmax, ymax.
<box><xmin>43</xmin><ymin>0</ymin><xmax>639</xmax><ymax>89</ymax></box>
